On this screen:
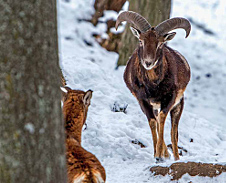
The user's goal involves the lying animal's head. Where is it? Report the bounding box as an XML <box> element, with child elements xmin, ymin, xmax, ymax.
<box><xmin>61</xmin><ymin>87</ymin><xmax>93</xmax><ymax>126</ymax></box>
<box><xmin>115</xmin><ymin>11</ymin><xmax>191</xmax><ymax>70</ymax></box>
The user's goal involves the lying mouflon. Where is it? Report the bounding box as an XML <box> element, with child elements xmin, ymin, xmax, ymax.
<box><xmin>61</xmin><ymin>87</ymin><xmax>106</xmax><ymax>183</ymax></box>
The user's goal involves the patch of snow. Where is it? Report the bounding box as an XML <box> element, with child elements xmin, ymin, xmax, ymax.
<box><xmin>99</xmin><ymin>10</ymin><xmax>118</xmax><ymax>22</ymax></box>
<box><xmin>122</xmin><ymin>1</ymin><xmax>129</xmax><ymax>11</ymax></box>
<box><xmin>24</xmin><ymin>123</ymin><xmax>35</xmax><ymax>134</ymax></box>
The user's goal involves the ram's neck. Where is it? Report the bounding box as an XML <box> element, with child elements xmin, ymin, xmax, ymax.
<box><xmin>136</xmin><ymin>48</ymin><xmax>167</xmax><ymax>85</ymax></box>
<box><xmin>148</xmin><ymin>55</ymin><xmax>167</xmax><ymax>84</ymax></box>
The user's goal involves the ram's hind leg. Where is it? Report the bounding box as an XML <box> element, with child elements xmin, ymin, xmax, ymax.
<box><xmin>170</xmin><ymin>97</ymin><xmax>184</xmax><ymax>160</ymax></box>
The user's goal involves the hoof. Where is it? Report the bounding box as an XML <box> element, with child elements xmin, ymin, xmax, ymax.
<box><xmin>155</xmin><ymin>157</ymin><xmax>164</xmax><ymax>163</ymax></box>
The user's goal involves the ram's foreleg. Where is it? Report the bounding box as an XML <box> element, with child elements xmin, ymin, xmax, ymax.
<box><xmin>139</xmin><ymin>100</ymin><xmax>158</xmax><ymax>157</ymax></box>
<box><xmin>156</xmin><ymin>93</ymin><xmax>176</xmax><ymax>162</ymax></box>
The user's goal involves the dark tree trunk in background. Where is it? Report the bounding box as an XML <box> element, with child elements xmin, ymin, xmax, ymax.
<box><xmin>117</xmin><ymin>0</ymin><xmax>171</xmax><ymax>67</ymax></box>
<box><xmin>0</xmin><ymin>1</ymin><xmax>67</xmax><ymax>183</ymax></box>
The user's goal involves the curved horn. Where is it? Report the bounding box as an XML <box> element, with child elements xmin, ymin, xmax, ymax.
<box><xmin>115</xmin><ymin>11</ymin><xmax>151</xmax><ymax>32</ymax></box>
<box><xmin>155</xmin><ymin>17</ymin><xmax>191</xmax><ymax>38</ymax></box>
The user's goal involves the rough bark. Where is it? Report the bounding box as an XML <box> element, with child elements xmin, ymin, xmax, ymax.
<box><xmin>117</xmin><ymin>0</ymin><xmax>171</xmax><ymax>67</ymax></box>
<box><xmin>150</xmin><ymin>162</ymin><xmax>226</xmax><ymax>180</ymax></box>
<box><xmin>0</xmin><ymin>1</ymin><xmax>67</xmax><ymax>182</ymax></box>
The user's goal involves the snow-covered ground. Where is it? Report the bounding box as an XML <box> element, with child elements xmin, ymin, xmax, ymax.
<box><xmin>58</xmin><ymin>0</ymin><xmax>226</xmax><ymax>182</ymax></box>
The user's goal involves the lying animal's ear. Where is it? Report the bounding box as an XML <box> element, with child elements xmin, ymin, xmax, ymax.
<box><xmin>60</xmin><ymin>86</ymin><xmax>71</xmax><ymax>93</ymax></box>
<box><xmin>164</xmin><ymin>32</ymin><xmax>176</xmax><ymax>42</ymax></box>
<box><xmin>83</xmin><ymin>90</ymin><xmax>93</xmax><ymax>106</ymax></box>
<box><xmin>130</xmin><ymin>26</ymin><xmax>141</xmax><ymax>39</ymax></box>
<box><xmin>60</xmin><ymin>86</ymin><xmax>71</xmax><ymax>100</ymax></box>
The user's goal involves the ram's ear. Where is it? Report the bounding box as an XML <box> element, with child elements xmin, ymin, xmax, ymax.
<box><xmin>163</xmin><ymin>32</ymin><xmax>176</xmax><ymax>42</ymax></box>
<box><xmin>130</xmin><ymin>26</ymin><xmax>141</xmax><ymax>39</ymax></box>
<box><xmin>83</xmin><ymin>90</ymin><xmax>93</xmax><ymax>106</ymax></box>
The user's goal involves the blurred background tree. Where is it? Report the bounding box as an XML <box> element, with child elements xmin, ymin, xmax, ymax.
<box><xmin>0</xmin><ymin>1</ymin><xmax>67</xmax><ymax>182</ymax></box>
<box><xmin>91</xmin><ymin>0</ymin><xmax>171</xmax><ymax>67</ymax></box>
<box><xmin>92</xmin><ymin>0</ymin><xmax>127</xmax><ymax>25</ymax></box>
<box><xmin>92</xmin><ymin>0</ymin><xmax>127</xmax><ymax>53</ymax></box>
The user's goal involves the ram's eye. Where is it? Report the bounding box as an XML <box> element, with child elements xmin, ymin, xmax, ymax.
<box><xmin>139</xmin><ymin>40</ymin><xmax>143</xmax><ymax>45</ymax></box>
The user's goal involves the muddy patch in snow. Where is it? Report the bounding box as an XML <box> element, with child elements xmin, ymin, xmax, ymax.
<box><xmin>150</xmin><ymin>162</ymin><xmax>226</xmax><ymax>180</ymax></box>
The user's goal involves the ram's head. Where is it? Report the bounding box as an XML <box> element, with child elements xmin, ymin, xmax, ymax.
<box><xmin>115</xmin><ymin>11</ymin><xmax>191</xmax><ymax>70</ymax></box>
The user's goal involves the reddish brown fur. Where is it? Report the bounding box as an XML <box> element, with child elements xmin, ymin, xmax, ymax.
<box><xmin>62</xmin><ymin>88</ymin><xmax>106</xmax><ymax>183</ymax></box>
<box><xmin>124</xmin><ymin>28</ymin><xmax>190</xmax><ymax>161</ymax></box>
<box><xmin>63</xmin><ymin>89</ymin><xmax>87</xmax><ymax>144</ymax></box>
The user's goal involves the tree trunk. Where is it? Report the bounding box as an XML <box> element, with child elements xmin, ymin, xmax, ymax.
<box><xmin>117</xmin><ymin>0</ymin><xmax>171</xmax><ymax>67</ymax></box>
<box><xmin>0</xmin><ymin>1</ymin><xmax>67</xmax><ymax>182</ymax></box>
